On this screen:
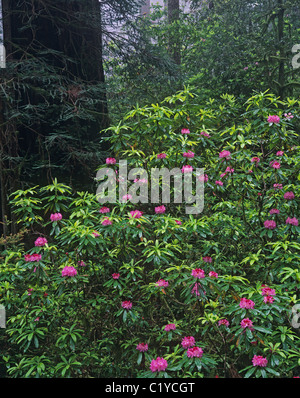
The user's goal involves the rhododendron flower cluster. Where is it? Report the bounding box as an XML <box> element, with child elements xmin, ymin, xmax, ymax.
<box><xmin>150</xmin><ymin>357</ymin><xmax>168</xmax><ymax>372</ymax></box>
<box><xmin>219</xmin><ymin>150</ymin><xmax>231</xmax><ymax>160</ymax></box>
<box><xmin>112</xmin><ymin>273</ymin><xmax>120</xmax><ymax>279</ymax></box>
<box><xmin>155</xmin><ymin>205</ymin><xmax>166</xmax><ymax>214</ymax></box>
<box><xmin>270</xmin><ymin>160</ymin><xmax>281</xmax><ymax>169</ymax></box>
<box><xmin>155</xmin><ymin>279</ymin><xmax>169</xmax><ymax>287</ymax></box>
<box><xmin>191</xmin><ymin>268</ymin><xmax>205</xmax><ymax>279</ymax></box>
<box><xmin>251</xmin><ymin>156</ymin><xmax>260</xmax><ymax>164</ymax></box>
<box><xmin>267</xmin><ymin>115</ymin><xmax>280</xmax><ymax>124</ymax></box>
<box><xmin>136</xmin><ymin>343</ymin><xmax>148</xmax><ymax>352</ymax></box>
<box><xmin>209</xmin><ymin>271</ymin><xmax>218</xmax><ymax>278</ymax></box>
<box><xmin>101</xmin><ymin>217</ymin><xmax>112</xmax><ymax>226</ymax></box>
<box><xmin>202</xmin><ymin>256</ymin><xmax>212</xmax><ymax>263</ymax></box>
<box><xmin>34</xmin><ymin>237</ymin><xmax>48</xmax><ymax>247</ymax></box>
<box><xmin>269</xmin><ymin>208</ymin><xmax>280</xmax><ymax>215</ymax></box>
<box><xmin>183</xmin><ymin>150</ymin><xmax>195</xmax><ymax>158</ymax></box>
<box><xmin>241</xmin><ymin>318</ymin><xmax>253</xmax><ymax>329</ymax></box>
<box><xmin>181</xmin><ymin>128</ymin><xmax>190</xmax><ymax>134</ymax></box>
<box><xmin>239</xmin><ymin>298</ymin><xmax>255</xmax><ymax>309</ymax></box>
<box><xmin>218</xmin><ymin>319</ymin><xmax>230</xmax><ymax>327</ymax></box>
<box><xmin>50</xmin><ymin>213</ymin><xmax>62</xmax><ymax>221</ymax></box>
<box><xmin>284</xmin><ymin>191</ymin><xmax>295</xmax><ymax>200</ymax></box>
<box><xmin>24</xmin><ymin>253</ymin><xmax>42</xmax><ymax>262</ymax></box>
<box><xmin>286</xmin><ymin>217</ymin><xmax>299</xmax><ymax>226</ymax></box>
<box><xmin>252</xmin><ymin>355</ymin><xmax>268</xmax><ymax>367</ymax></box>
<box><xmin>106</xmin><ymin>157</ymin><xmax>116</xmax><ymax>164</ymax></box>
<box><xmin>99</xmin><ymin>206</ymin><xmax>110</xmax><ymax>213</ymax></box>
<box><xmin>264</xmin><ymin>220</ymin><xmax>276</xmax><ymax>230</ymax></box>
<box><xmin>164</xmin><ymin>323</ymin><xmax>176</xmax><ymax>331</ymax></box>
<box><xmin>181</xmin><ymin>165</ymin><xmax>193</xmax><ymax>173</ymax></box>
<box><xmin>186</xmin><ymin>346</ymin><xmax>203</xmax><ymax>358</ymax></box>
<box><xmin>121</xmin><ymin>300</ymin><xmax>132</xmax><ymax>310</ymax></box>
<box><xmin>181</xmin><ymin>336</ymin><xmax>195</xmax><ymax>349</ymax></box>
<box><xmin>157</xmin><ymin>153</ymin><xmax>167</xmax><ymax>159</ymax></box>
<box><xmin>130</xmin><ymin>210</ymin><xmax>143</xmax><ymax>218</ymax></box>
<box><xmin>61</xmin><ymin>266</ymin><xmax>77</xmax><ymax>277</ymax></box>
<box><xmin>200</xmin><ymin>131</ymin><xmax>210</xmax><ymax>137</ymax></box>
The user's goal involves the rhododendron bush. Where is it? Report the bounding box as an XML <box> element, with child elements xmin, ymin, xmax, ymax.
<box><xmin>1</xmin><ymin>89</ymin><xmax>299</xmax><ymax>378</ymax></box>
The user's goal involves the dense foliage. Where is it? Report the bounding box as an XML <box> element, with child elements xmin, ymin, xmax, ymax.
<box><xmin>1</xmin><ymin>89</ymin><xmax>299</xmax><ymax>378</ymax></box>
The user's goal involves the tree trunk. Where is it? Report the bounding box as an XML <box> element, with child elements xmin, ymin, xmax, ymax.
<box><xmin>168</xmin><ymin>0</ymin><xmax>181</xmax><ymax>66</ymax></box>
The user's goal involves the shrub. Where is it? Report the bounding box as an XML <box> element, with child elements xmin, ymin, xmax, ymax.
<box><xmin>1</xmin><ymin>89</ymin><xmax>299</xmax><ymax>378</ymax></box>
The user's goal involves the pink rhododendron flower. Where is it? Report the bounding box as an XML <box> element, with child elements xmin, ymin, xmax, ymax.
<box><xmin>99</xmin><ymin>206</ymin><xmax>110</xmax><ymax>213</ymax></box>
<box><xmin>191</xmin><ymin>268</ymin><xmax>205</xmax><ymax>279</ymax></box>
<box><xmin>101</xmin><ymin>217</ymin><xmax>112</xmax><ymax>226</ymax></box>
<box><xmin>186</xmin><ymin>346</ymin><xmax>203</xmax><ymax>358</ymax></box>
<box><xmin>284</xmin><ymin>112</ymin><xmax>293</xmax><ymax>119</ymax></box>
<box><xmin>92</xmin><ymin>231</ymin><xmax>100</xmax><ymax>237</ymax></box>
<box><xmin>78</xmin><ymin>260</ymin><xmax>86</xmax><ymax>267</ymax></box>
<box><xmin>267</xmin><ymin>115</ymin><xmax>280</xmax><ymax>124</ymax></box>
<box><xmin>24</xmin><ymin>253</ymin><xmax>42</xmax><ymax>262</ymax></box>
<box><xmin>183</xmin><ymin>150</ymin><xmax>195</xmax><ymax>158</ymax></box>
<box><xmin>273</xmin><ymin>183</ymin><xmax>283</xmax><ymax>190</ymax></box>
<box><xmin>215</xmin><ymin>180</ymin><xmax>223</xmax><ymax>186</ymax></box>
<box><xmin>225</xmin><ymin>167</ymin><xmax>234</xmax><ymax>174</ymax></box>
<box><xmin>50</xmin><ymin>213</ymin><xmax>62</xmax><ymax>221</ymax></box>
<box><xmin>284</xmin><ymin>191</ymin><xmax>295</xmax><ymax>200</ymax></box>
<box><xmin>276</xmin><ymin>151</ymin><xmax>284</xmax><ymax>156</ymax></box>
<box><xmin>239</xmin><ymin>298</ymin><xmax>255</xmax><ymax>309</ymax></box>
<box><xmin>134</xmin><ymin>178</ymin><xmax>148</xmax><ymax>184</ymax></box>
<box><xmin>269</xmin><ymin>208</ymin><xmax>280</xmax><ymax>215</ymax></box>
<box><xmin>27</xmin><ymin>288</ymin><xmax>33</xmax><ymax>295</ymax></box>
<box><xmin>61</xmin><ymin>266</ymin><xmax>77</xmax><ymax>277</ymax></box>
<box><xmin>219</xmin><ymin>150</ymin><xmax>231</xmax><ymax>160</ymax></box>
<box><xmin>209</xmin><ymin>271</ymin><xmax>218</xmax><ymax>278</ymax></box>
<box><xmin>181</xmin><ymin>165</ymin><xmax>193</xmax><ymax>173</ymax></box>
<box><xmin>150</xmin><ymin>357</ymin><xmax>168</xmax><ymax>372</ymax></box>
<box><xmin>264</xmin><ymin>220</ymin><xmax>276</xmax><ymax>229</ymax></box>
<box><xmin>200</xmin><ymin>131</ymin><xmax>210</xmax><ymax>137</ymax></box>
<box><xmin>261</xmin><ymin>285</ymin><xmax>276</xmax><ymax>296</ymax></box>
<box><xmin>156</xmin><ymin>279</ymin><xmax>169</xmax><ymax>287</ymax></box>
<box><xmin>181</xmin><ymin>336</ymin><xmax>195</xmax><ymax>349</ymax></box>
<box><xmin>112</xmin><ymin>273</ymin><xmax>120</xmax><ymax>279</ymax></box>
<box><xmin>122</xmin><ymin>194</ymin><xmax>132</xmax><ymax>201</ymax></box>
<box><xmin>264</xmin><ymin>295</ymin><xmax>275</xmax><ymax>304</ymax></box>
<box><xmin>220</xmin><ymin>173</ymin><xmax>227</xmax><ymax>179</ymax></box>
<box><xmin>270</xmin><ymin>160</ymin><xmax>281</xmax><ymax>169</ymax></box>
<box><xmin>155</xmin><ymin>205</ymin><xmax>166</xmax><ymax>214</ymax></box>
<box><xmin>198</xmin><ymin>174</ymin><xmax>208</xmax><ymax>182</ymax></box>
<box><xmin>164</xmin><ymin>323</ymin><xmax>176</xmax><ymax>331</ymax></box>
<box><xmin>251</xmin><ymin>157</ymin><xmax>260</xmax><ymax>164</ymax></box>
<box><xmin>181</xmin><ymin>128</ymin><xmax>190</xmax><ymax>134</ymax></box>
<box><xmin>121</xmin><ymin>300</ymin><xmax>132</xmax><ymax>310</ymax></box>
<box><xmin>203</xmin><ymin>256</ymin><xmax>212</xmax><ymax>263</ymax></box>
<box><xmin>286</xmin><ymin>217</ymin><xmax>299</xmax><ymax>226</ymax></box>
<box><xmin>218</xmin><ymin>319</ymin><xmax>230</xmax><ymax>327</ymax></box>
<box><xmin>252</xmin><ymin>355</ymin><xmax>268</xmax><ymax>367</ymax></box>
<box><xmin>130</xmin><ymin>210</ymin><xmax>143</xmax><ymax>218</ymax></box>
<box><xmin>136</xmin><ymin>343</ymin><xmax>148</xmax><ymax>352</ymax></box>
<box><xmin>106</xmin><ymin>157</ymin><xmax>116</xmax><ymax>164</ymax></box>
<box><xmin>157</xmin><ymin>153</ymin><xmax>167</xmax><ymax>159</ymax></box>
<box><xmin>34</xmin><ymin>237</ymin><xmax>47</xmax><ymax>247</ymax></box>
<box><xmin>191</xmin><ymin>282</ymin><xmax>201</xmax><ymax>296</ymax></box>
<box><xmin>175</xmin><ymin>220</ymin><xmax>182</xmax><ymax>225</ymax></box>
<box><xmin>241</xmin><ymin>318</ymin><xmax>253</xmax><ymax>329</ymax></box>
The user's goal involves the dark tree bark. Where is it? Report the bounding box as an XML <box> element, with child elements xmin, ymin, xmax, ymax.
<box><xmin>168</xmin><ymin>0</ymin><xmax>181</xmax><ymax>66</ymax></box>
<box><xmin>0</xmin><ymin>0</ymin><xmax>109</xmax><ymax>236</ymax></box>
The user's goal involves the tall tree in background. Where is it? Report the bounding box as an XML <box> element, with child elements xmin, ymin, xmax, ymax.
<box><xmin>0</xmin><ymin>0</ymin><xmax>142</xmax><ymax>237</ymax></box>
<box><xmin>168</xmin><ymin>0</ymin><xmax>181</xmax><ymax>66</ymax></box>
